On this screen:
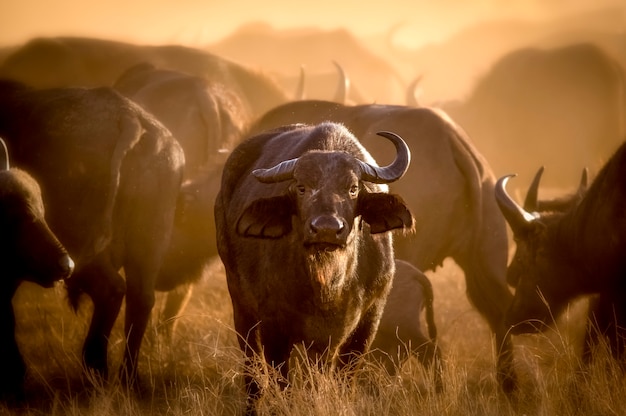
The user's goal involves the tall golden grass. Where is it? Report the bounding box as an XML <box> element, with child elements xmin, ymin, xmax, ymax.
<box><xmin>5</xmin><ymin>259</ymin><xmax>625</xmax><ymax>415</ymax></box>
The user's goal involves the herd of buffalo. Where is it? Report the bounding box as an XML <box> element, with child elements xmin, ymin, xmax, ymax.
<box><xmin>0</xmin><ymin>26</ymin><xmax>624</xmax><ymax>415</ymax></box>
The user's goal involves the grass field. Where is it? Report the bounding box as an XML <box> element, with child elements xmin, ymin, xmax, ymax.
<box><xmin>5</xmin><ymin>258</ymin><xmax>625</xmax><ymax>415</ymax></box>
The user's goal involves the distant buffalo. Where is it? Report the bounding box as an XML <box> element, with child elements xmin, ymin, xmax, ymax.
<box><xmin>0</xmin><ymin>138</ymin><xmax>74</xmax><ymax>402</ymax></box>
<box><xmin>0</xmin><ymin>36</ymin><xmax>290</xmax><ymax>121</ymax></box>
<box><xmin>114</xmin><ymin>62</ymin><xmax>246</xmax><ymax>178</ymax></box>
<box><xmin>446</xmin><ymin>43</ymin><xmax>625</xmax><ymax>190</ymax></box>
<box><xmin>215</xmin><ymin>122</ymin><xmax>413</xmax><ymax>415</ymax></box>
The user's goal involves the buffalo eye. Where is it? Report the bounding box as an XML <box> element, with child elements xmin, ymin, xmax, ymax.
<box><xmin>296</xmin><ymin>184</ymin><xmax>306</xmax><ymax>196</ymax></box>
<box><xmin>349</xmin><ymin>184</ymin><xmax>359</xmax><ymax>197</ymax></box>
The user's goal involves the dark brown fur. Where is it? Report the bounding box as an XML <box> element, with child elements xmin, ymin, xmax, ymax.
<box><xmin>215</xmin><ymin>122</ymin><xmax>413</xmax><ymax>415</ymax></box>
<box><xmin>0</xmin><ymin>80</ymin><xmax>185</xmax><ymax>387</ymax></box>
<box><xmin>499</xmin><ymin>139</ymin><xmax>626</xmax><ymax>364</ymax></box>
<box><xmin>249</xmin><ymin>100</ymin><xmax>516</xmax><ymax>393</ymax></box>
<box><xmin>0</xmin><ymin>141</ymin><xmax>73</xmax><ymax>402</ymax></box>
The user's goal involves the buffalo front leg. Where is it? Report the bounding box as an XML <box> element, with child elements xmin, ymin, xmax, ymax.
<box><xmin>158</xmin><ymin>282</ymin><xmax>194</xmax><ymax>340</ymax></box>
<box><xmin>584</xmin><ymin>294</ymin><xmax>626</xmax><ymax>366</ymax></box>
<box><xmin>0</xmin><ymin>288</ymin><xmax>25</xmax><ymax>403</ymax></box>
<box><xmin>337</xmin><ymin>304</ymin><xmax>384</xmax><ymax>374</ymax></box>
<box><xmin>458</xmin><ymin>253</ymin><xmax>516</xmax><ymax>394</ymax></box>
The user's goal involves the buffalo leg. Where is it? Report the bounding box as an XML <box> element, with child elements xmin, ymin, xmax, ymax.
<box><xmin>74</xmin><ymin>259</ymin><xmax>126</xmax><ymax>380</ymax></box>
<box><xmin>338</xmin><ymin>304</ymin><xmax>384</xmax><ymax>373</ymax></box>
<box><xmin>455</xmin><ymin>249</ymin><xmax>516</xmax><ymax>393</ymax></box>
<box><xmin>413</xmin><ymin>339</ymin><xmax>444</xmax><ymax>393</ymax></box>
<box><xmin>158</xmin><ymin>282</ymin><xmax>194</xmax><ymax>340</ymax></box>
<box><xmin>584</xmin><ymin>294</ymin><xmax>626</xmax><ymax>365</ymax></box>
<box><xmin>121</xmin><ymin>257</ymin><xmax>160</xmax><ymax>387</ymax></box>
<box><xmin>0</xmin><ymin>288</ymin><xmax>25</xmax><ymax>402</ymax></box>
<box><xmin>231</xmin><ymin>305</ymin><xmax>264</xmax><ymax>416</ymax></box>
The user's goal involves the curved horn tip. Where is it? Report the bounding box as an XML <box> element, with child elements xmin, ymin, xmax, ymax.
<box><xmin>358</xmin><ymin>130</ymin><xmax>411</xmax><ymax>184</ymax></box>
<box><xmin>0</xmin><ymin>137</ymin><xmax>9</xmax><ymax>171</ymax></box>
<box><xmin>524</xmin><ymin>168</ymin><xmax>544</xmax><ymax>211</ymax></box>
<box><xmin>581</xmin><ymin>167</ymin><xmax>589</xmax><ymax>186</ymax></box>
<box><xmin>496</xmin><ymin>173</ymin><xmax>539</xmax><ymax>224</ymax></box>
<box><xmin>497</xmin><ymin>173</ymin><xmax>517</xmax><ymax>187</ymax></box>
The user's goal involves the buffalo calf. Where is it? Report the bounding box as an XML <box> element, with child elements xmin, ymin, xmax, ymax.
<box><xmin>370</xmin><ymin>259</ymin><xmax>442</xmax><ymax>391</ymax></box>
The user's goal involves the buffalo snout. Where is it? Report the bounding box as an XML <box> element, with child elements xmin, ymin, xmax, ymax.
<box><xmin>306</xmin><ymin>215</ymin><xmax>349</xmax><ymax>248</ymax></box>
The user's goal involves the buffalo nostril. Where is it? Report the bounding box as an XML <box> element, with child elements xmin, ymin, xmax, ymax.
<box><xmin>310</xmin><ymin>216</ymin><xmax>344</xmax><ymax>235</ymax></box>
<box><xmin>60</xmin><ymin>255</ymin><xmax>75</xmax><ymax>277</ymax></box>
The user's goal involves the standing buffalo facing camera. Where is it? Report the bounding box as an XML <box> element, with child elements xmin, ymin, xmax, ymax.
<box><xmin>215</xmin><ymin>122</ymin><xmax>413</xmax><ymax>415</ymax></box>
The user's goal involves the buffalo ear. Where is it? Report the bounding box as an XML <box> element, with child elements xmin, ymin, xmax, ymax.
<box><xmin>357</xmin><ymin>193</ymin><xmax>414</xmax><ymax>234</ymax></box>
<box><xmin>237</xmin><ymin>195</ymin><xmax>294</xmax><ymax>238</ymax></box>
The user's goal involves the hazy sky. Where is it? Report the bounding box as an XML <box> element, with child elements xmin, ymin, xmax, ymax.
<box><xmin>1</xmin><ymin>0</ymin><xmax>623</xmax><ymax>48</ymax></box>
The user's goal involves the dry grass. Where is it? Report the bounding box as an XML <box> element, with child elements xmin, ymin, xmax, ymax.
<box><xmin>4</xmin><ymin>259</ymin><xmax>625</xmax><ymax>415</ymax></box>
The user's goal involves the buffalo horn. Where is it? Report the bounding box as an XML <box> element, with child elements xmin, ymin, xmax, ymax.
<box><xmin>332</xmin><ymin>61</ymin><xmax>349</xmax><ymax>105</ymax></box>
<box><xmin>0</xmin><ymin>138</ymin><xmax>9</xmax><ymax>171</ymax></box>
<box><xmin>359</xmin><ymin>131</ymin><xmax>411</xmax><ymax>184</ymax></box>
<box><xmin>495</xmin><ymin>174</ymin><xmax>538</xmax><ymax>234</ymax></box>
<box><xmin>577</xmin><ymin>167</ymin><xmax>589</xmax><ymax>197</ymax></box>
<box><xmin>406</xmin><ymin>75</ymin><xmax>423</xmax><ymax>107</ymax></box>
<box><xmin>523</xmin><ymin>166</ymin><xmax>544</xmax><ymax>211</ymax></box>
<box><xmin>295</xmin><ymin>65</ymin><xmax>306</xmax><ymax>101</ymax></box>
<box><xmin>252</xmin><ymin>158</ymin><xmax>299</xmax><ymax>183</ymax></box>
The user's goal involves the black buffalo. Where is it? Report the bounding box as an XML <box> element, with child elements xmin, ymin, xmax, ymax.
<box><xmin>215</xmin><ymin>122</ymin><xmax>413</xmax><ymax>414</ymax></box>
<box><xmin>370</xmin><ymin>259</ymin><xmax>442</xmax><ymax>391</ymax></box>
<box><xmin>0</xmin><ymin>138</ymin><xmax>74</xmax><ymax>401</ymax></box>
<box><xmin>0</xmin><ymin>80</ymin><xmax>185</xmax><ymax>387</ymax></box>
<box><xmin>495</xmin><ymin>139</ymin><xmax>626</xmax><ymax>364</ymax></box>
<box><xmin>248</xmin><ymin>100</ymin><xmax>516</xmax><ymax>392</ymax></box>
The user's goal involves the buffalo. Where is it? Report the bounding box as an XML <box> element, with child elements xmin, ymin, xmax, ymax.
<box><xmin>248</xmin><ymin>100</ymin><xmax>516</xmax><ymax>392</ymax></box>
<box><xmin>446</xmin><ymin>43</ymin><xmax>625</xmax><ymax>191</ymax></box>
<box><xmin>495</xmin><ymin>139</ymin><xmax>626</xmax><ymax>364</ymax></box>
<box><xmin>0</xmin><ymin>138</ymin><xmax>74</xmax><ymax>401</ymax></box>
<box><xmin>113</xmin><ymin>62</ymin><xmax>246</xmax><ymax>178</ymax></box>
<box><xmin>370</xmin><ymin>259</ymin><xmax>442</xmax><ymax>391</ymax></box>
<box><xmin>0</xmin><ymin>36</ymin><xmax>290</xmax><ymax>121</ymax></box>
<box><xmin>207</xmin><ymin>23</ymin><xmax>407</xmax><ymax>104</ymax></box>
<box><xmin>215</xmin><ymin>122</ymin><xmax>413</xmax><ymax>414</ymax></box>
<box><xmin>0</xmin><ymin>80</ymin><xmax>185</xmax><ymax>387</ymax></box>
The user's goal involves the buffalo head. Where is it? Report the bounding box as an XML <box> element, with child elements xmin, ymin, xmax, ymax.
<box><xmin>495</xmin><ymin>174</ymin><xmax>582</xmax><ymax>334</ymax></box>
<box><xmin>236</xmin><ymin>130</ymin><xmax>414</xmax><ymax>252</ymax></box>
<box><xmin>0</xmin><ymin>138</ymin><xmax>74</xmax><ymax>287</ymax></box>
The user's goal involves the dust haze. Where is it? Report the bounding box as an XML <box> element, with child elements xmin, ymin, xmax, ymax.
<box><xmin>1</xmin><ymin>0</ymin><xmax>625</xmax><ymax>187</ymax></box>
<box><xmin>1</xmin><ymin>0</ymin><xmax>622</xmax><ymax>48</ymax></box>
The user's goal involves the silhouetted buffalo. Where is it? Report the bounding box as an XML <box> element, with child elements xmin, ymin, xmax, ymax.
<box><xmin>496</xmin><ymin>139</ymin><xmax>626</xmax><ymax>364</ymax></box>
<box><xmin>0</xmin><ymin>138</ymin><xmax>74</xmax><ymax>401</ymax></box>
<box><xmin>0</xmin><ymin>79</ymin><xmax>185</xmax><ymax>388</ymax></box>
